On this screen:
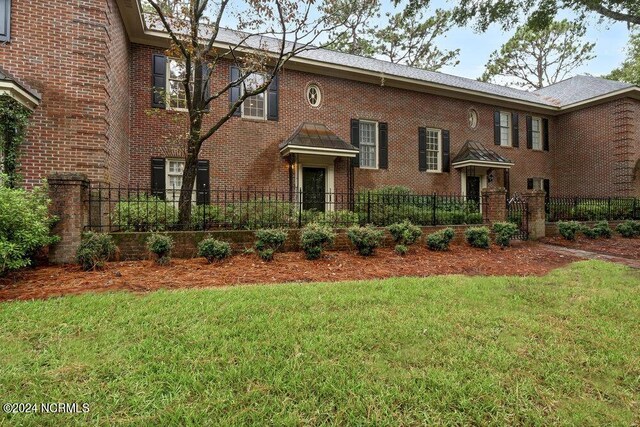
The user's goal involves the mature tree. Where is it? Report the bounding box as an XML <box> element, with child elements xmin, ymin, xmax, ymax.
<box><xmin>323</xmin><ymin>0</ymin><xmax>379</xmax><ymax>56</ymax></box>
<box><xmin>375</xmin><ymin>8</ymin><xmax>459</xmax><ymax>70</ymax></box>
<box><xmin>607</xmin><ymin>32</ymin><xmax>640</xmax><ymax>85</ymax></box>
<box><xmin>143</xmin><ymin>0</ymin><xmax>338</xmax><ymax>224</ymax></box>
<box><xmin>480</xmin><ymin>20</ymin><xmax>596</xmax><ymax>89</ymax></box>
<box><xmin>324</xmin><ymin>0</ymin><xmax>459</xmax><ymax>71</ymax></box>
<box><xmin>448</xmin><ymin>0</ymin><xmax>640</xmax><ymax>32</ymax></box>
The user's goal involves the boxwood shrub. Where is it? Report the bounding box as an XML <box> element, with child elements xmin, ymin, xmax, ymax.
<box><xmin>557</xmin><ymin>221</ymin><xmax>582</xmax><ymax>241</ymax></box>
<box><xmin>617</xmin><ymin>220</ymin><xmax>640</xmax><ymax>238</ymax></box>
<box><xmin>465</xmin><ymin>226</ymin><xmax>490</xmax><ymax>249</ymax></box>
<box><xmin>492</xmin><ymin>222</ymin><xmax>518</xmax><ymax>248</ymax></box>
<box><xmin>255</xmin><ymin>229</ymin><xmax>288</xmax><ymax>261</ymax></box>
<box><xmin>76</xmin><ymin>232</ymin><xmax>116</xmax><ymax>271</ymax></box>
<box><xmin>146</xmin><ymin>233</ymin><xmax>174</xmax><ymax>265</ymax></box>
<box><xmin>347</xmin><ymin>225</ymin><xmax>384</xmax><ymax>256</ymax></box>
<box><xmin>300</xmin><ymin>223</ymin><xmax>335</xmax><ymax>260</ymax></box>
<box><xmin>197</xmin><ymin>238</ymin><xmax>231</xmax><ymax>263</ymax></box>
<box><xmin>426</xmin><ymin>228</ymin><xmax>455</xmax><ymax>251</ymax></box>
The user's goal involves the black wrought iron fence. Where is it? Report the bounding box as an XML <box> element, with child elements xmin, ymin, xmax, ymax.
<box><xmin>546</xmin><ymin>196</ymin><xmax>640</xmax><ymax>222</ymax></box>
<box><xmin>86</xmin><ymin>185</ymin><xmax>486</xmax><ymax>232</ymax></box>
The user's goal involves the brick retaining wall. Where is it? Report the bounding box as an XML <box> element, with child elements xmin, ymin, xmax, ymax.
<box><xmin>110</xmin><ymin>225</ymin><xmax>480</xmax><ymax>260</ymax></box>
<box><xmin>545</xmin><ymin>221</ymin><xmax>626</xmax><ymax>238</ymax></box>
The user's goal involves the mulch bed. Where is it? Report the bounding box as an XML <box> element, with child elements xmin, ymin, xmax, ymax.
<box><xmin>0</xmin><ymin>242</ymin><xmax>583</xmax><ymax>302</ymax></box>
<box><xmin>540</xmin><ymin>236</ymin><xmax>640</xmax><ymax>260</ymax></box>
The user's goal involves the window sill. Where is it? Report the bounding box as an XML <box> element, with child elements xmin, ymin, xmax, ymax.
<box><xmin>425</xmin><ymin>170</ymin><xmax>442</xmax><ymax>174</ymax></box>
<box><xmin>241</xmin><ymin>117</ymin><xmax>268</xmax><ymax>123</ymax></box>
<box><xmin>359</xmin><ymin>166</ymin><xmax>379</xmax><ymax>171</ymax></box>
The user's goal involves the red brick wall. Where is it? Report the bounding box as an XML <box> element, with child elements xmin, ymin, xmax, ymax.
<box><xmin>129</xmin><ymin>44</ymin><xmax>556</xmax><ymax>196</ymax></box>
<box><xmin>554</xmin><ymin>98</ymin><xmax>640</xmax><ymax>197</ymax></box>
<box><xmin>0</xmin><ymin>0</ymin><xmax>130</xmax><ymax>187</ymax></box>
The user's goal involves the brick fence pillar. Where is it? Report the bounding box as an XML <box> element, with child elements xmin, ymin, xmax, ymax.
<box><xmin>48</xmin><ymin>173</ymin><xmax>90</xmax><ymax>264</ymax></box>
<box><xmin>522</xmin><ymin>189</ymin><xmax>546</xmax><ymax>240</ymax></box>
<box><xmin>481</xmin><ymin>187</ymin><xmax>507</xmax><ymax>223</ymax></box>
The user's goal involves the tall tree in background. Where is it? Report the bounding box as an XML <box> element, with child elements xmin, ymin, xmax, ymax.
<box><xmin>607</xmin><ymin>31</ymin><xmax>640</xmax><ymax>85</ymax></box>
<box><xmin>480</xmin><ymin>20</ymin><xmax>596</xmax><ymax>89</ymax></box>
<box><xmin>144</xmin><ymin>0</ymin><xmax>338</xmax><ymax>224</ymax></box>
<box><xmin>448</xmin><ymin>0</ymin><xmax>640</xmax><ymax>32</ymax></box>
<box><xmin>324</xmin><ymin>0</ymin><xmax>459</xmax><ymax>71</ymax></box>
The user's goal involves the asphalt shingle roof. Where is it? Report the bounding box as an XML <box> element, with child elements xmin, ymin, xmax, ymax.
<box><xmin>533</xmin><ymin>75</ymin><xmax>634</xmax><ymax>106</ymax></box>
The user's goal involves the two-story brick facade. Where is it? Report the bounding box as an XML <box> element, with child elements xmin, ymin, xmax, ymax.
<box><xmin>1</xmin><ymin>0</ymin><xmax>639</xmax><ymax>202</ymax></box>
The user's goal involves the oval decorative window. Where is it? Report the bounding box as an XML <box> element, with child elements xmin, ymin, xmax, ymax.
<box><xmin>468</xmin><ymin>109</ymin><xmax>479</xmax><ymax>129</ymax></box>
<box><xmin>306</xmin><ymin>84</ymin><xmax>322</xmax><ymax>107</ymax></box>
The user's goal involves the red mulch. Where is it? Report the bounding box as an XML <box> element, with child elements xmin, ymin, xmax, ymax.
<box><xmin>0</xmin><ymin>242</ymin><xmax>583</xmax><ymax>302</ymax></box>
<box><xmin>540</xmin><ymin>236</ymin><xmax>640</xmax><ymax>260</ymax></box>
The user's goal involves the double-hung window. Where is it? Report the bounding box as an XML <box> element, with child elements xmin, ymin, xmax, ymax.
<box><xmin>167</xmin><ymin>59</ymin><xmax>193</xmax><ymax>110</ymax></box>
<box><xmin>425</xmin><ymin>128</ymin><xmax>442</xmax><ymax>172</ymax></box>
<box><xmin>531</xmin><ymin>117</ymin><xmax>542</xmax><ymax>150</ymax></box>
<box><xmin>166</xmin><ymin>159</ymin><xmax>185</xmax><ymax>203</ymax></box>
<box><xmin>242</xmin><ymin>73</ymin><xmax>267</xmax><ymax>119</ymax></box>
<box><xmin>0</xmin><ymin>0</ymin><xmax>10</xmax><ymax>42</ymax></box>
<box><xmin>359</xmin><ymin>121</ymin><xmax>378</xmax><ymax>169</ymax></box>
<box><xmin>499</xmin><ymin>112</ymin><xmax>511</xmax><ymax>146</ymax></box>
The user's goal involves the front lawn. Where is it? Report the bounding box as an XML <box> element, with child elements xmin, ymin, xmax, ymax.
<box><xmin>1</xmin><ymin>261</ymin><xmax>639</xmax><ymax>425</ymax></box>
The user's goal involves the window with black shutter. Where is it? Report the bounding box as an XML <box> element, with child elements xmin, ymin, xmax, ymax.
<box><xmin>151</xmin><ymin>158</ymin><xmax>166</xmax><ymax>199</ymax></box>
<box><xmin>229</xmin><ymin>66</ymin><xmax>241</xmax><ymax>116</ymax></box>
<box><xmin>511</xmin><ymin>112</ymin><xmax>519</xmax><ymax>148</ymax></box>
<box><xmin>542</xmin><ymin>118</ymin><xmax>549</xmax><ymax>151</ymax></box>
<box><xmin>441</xmin><ymin>130</ymin><xmax>450</xmax><ymax>173</ymax></box>
<box><xmin>196</xmin><ymin>160</ymin><xmax>210</xmax><ymax>205</ymax></box>
<box><xmin>378</xmin><ymin>122</ymin><xmax>388</xmax><ymax>169</ymax></box>
<box><xmin>418</xmin><ymin>127</ymin><xmax>427</xmax><ymax>171</ymax></box>
<box><xmin>267</xmin><ymin>74</ymin><xmax>279</xmax><ymax>121</ymax></box>
<box><xmin>151</xmin><ymin>55</ymin><xmax>167</xmax><ymax>109</ymax></box>
<box><xmin>0</xmin><ymin>0</ymin><xmax>10</xmax><ymax>42</ymax></box>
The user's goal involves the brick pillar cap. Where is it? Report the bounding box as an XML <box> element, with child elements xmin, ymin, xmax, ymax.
<box><xmin>47</xmin><ymin>172</ymin><xmax>90</xmax><ymax>183</ymax></box>
<box><xmin>521</xmin><ymin>189</ymin><xmax>546</xmax><ymax>196</ymax></box>
<box><xmin>481</xmin><ymin>187</ymin><xmax>507</xmax><ymax>195</ymax></box>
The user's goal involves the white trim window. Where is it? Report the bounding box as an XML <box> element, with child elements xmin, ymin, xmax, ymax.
<box><xmin>166</xmin><ymin>159</ymin><xmax>185</xmax><ymax>203</ymax></box>
<box><xmin>531</xmin><ymin>177</ymin><xmax>544</xmax><ymax>190</ymax></box>
<box><xmin>242</xmin><ymin>73</ymin><xmax>267</xmax><ymax>119</ymax></box>
<box><xmin>531</xmin><ymin>117</ymin><xmax>542</xmax><ymax>150</ymax></box>
<box><xmin>359</xmin><ymin>120</ymin><xmax>378</xmax><ymax>169</ymax></box>
<box><xmin>167</xmin><ymin>59</ymin><xmax>193</xmax><ymax>111</ymax></box>
<box><xmin>425</xmin><ymin>128</ymin><xmax>442</xmax><ymax>172</ymax></box>
<box><xmin>499</xmin><ymin>112</ymin><xmax>511</xmax><ymax>146</ymax></box>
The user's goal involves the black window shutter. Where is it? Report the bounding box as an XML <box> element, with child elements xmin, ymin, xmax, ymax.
<box><xmin>542</xmin><ymin>118</ymin><xmax>549</xmax><ymax>151</ymax></box>
<box><xmin>441</xmin><ymin>129</ymin><xmax>450</xmax><ymax>173</ymax></box>
<box><xmin>511</xmin><ymin>112</ymin><xmax>519</xmax><ymax>148</ymax></box>
<box><xmin>378</xmin><ymin>122</ymin><xmax>388</xmax><ymax>169</ymax></box>
<box><xmin>267</xmin><ymin>74</ymin><xmax>279</xmax><ymax>121</ymax></box>
<box><xmin>151</xmin><ymin>158</ymin><xmax>166</xmax><ymax>199</ymax></box>
<box><xmin>527</xmin><ymin>178</ymin><xmax>534</xmax><ymax>190</ymax></box>
<box><xmin>493</xmin><ymin>111</ymin><xmax>501</xmax><ymax>146</ymax></box>
<box><xmin>196</xmin><ymin>160</ymin><xmax>210</xmax><ymax>205</ymax></box>
<box><xmin>351</xmin><ymin>119</ymin><xmax>360</xmax><ymax>168</ymax></box>
<box><xmin>201</xmin><ymin>64</ymin><xmax>210</xmax><ymax>113</ymax></box>
<box><xmin>526</xmin><ymin>115</ymin><xmax>533</xmax><ymax>149</ymax></box>
<box><xmin>152</xmin><ymin>54</ymin><xmax>167</xmax><ymax>109</ymax></box>
<box><xmin>543</xmin><ymin>179</ymin><xmax>550</xmax><ymax>211</ymax></box>
<box><xmin>229</xmin><ymin>66</ymin><xmax>241</xmax><ymax>117</ymax></box>
<box><xmin>418</xmin><ymin>127</ymin><xmax>427</xmax><ymax>171</ymax></box>
<box><xmin>0</xmin><ymin>0</ymin><xmax>10</xmax><ymax>42</ymax></box>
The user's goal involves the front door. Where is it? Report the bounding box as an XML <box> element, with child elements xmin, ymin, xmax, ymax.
<box><xmin>466</xmin><ymin>176</ymin><xmax>481</xmax><ymax>205</ymax></box>
<box><xmin>303</xmin><ymin>167</ymin><xmax>326</xmax><ymax>212</ymax></box>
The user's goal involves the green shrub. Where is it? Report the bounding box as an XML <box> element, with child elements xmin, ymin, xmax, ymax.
<box><xmin>465</xmin><ymin>226</ymin><xmax>490</xmax><ymax>249</ymax></box>
<box><xmin>255</xmin><ymin>229</ymin><xmax>288</xmax><ymax>261</ymax></box>
<box><xmin>76</xmin><ymin>232</ymin><xmax>116</xmax><ymax>271</ymax></box>
<box><xmin>347</xmin><ymin>225</ymin><xmax>384</xmax><ymax>256</ymax></box>
<box><xmin>426</xmin><ymin>228</ymin><xmax>455</xmax><ymax>251</ymax></box>
<box><xmin>617</xmin><ymin>220</ymin><xmax>640</xmax><ymax>238</ymax></box>
<box><xmin>146</xmin><ymin>233</ymin><xmax>174</xmax><ymax>265</ymax></box>
<box><xmin>592</xmin><ymin>221</ymin><xmax>613</xmax><ymax>238</ymax></box>
<box><xmin>581</xmin><ymin>226</ymin><xmax>599</xmax><ymax>239</ymax></box>
<box><xmin>557</xmin><ymin>221</ymin><xmax>582</xmax><ymax>241</ymax></box>
<box><xmin>300</xmin><ymin>223</ymin><xmax>336</xmax><ymax>260</ymax></box>
<box><xmin>231</xmin><ymin>200</ymin><xmax>296</xmax><ymax>229</ymax></box>
<box><xmin>387</xmin><ymin>220</ymin><xmax>422</xmax><ymax>246</ymax></box>
<box><xmin>111</xmin><ymin>195</ymin><xmax>178</xmax><ymax>231</ymax></box>
<box><xmin>492</xmin><ymin>222</ymin><xmax>518</xmax><ymax>248</ymax></box>
<box><xmin>189</xmin><ymin>205</ymin><xmax>223</xmax><ymax>230</ymax></box>
<box><xmin>197</xmin><ymin>238</ymin><xmax>231</xmax><ymax>263</ymax></box>
<box><xmin>394</xmin><ymin>244</ymin><xmax>409</xmax><ymax>256</ymax></box>
<box><xmin>302</xmin><ymin>209</ymin><xmax>360</xmax><ymax>227</ymax></box>
<box><xmin>0</xmin><ymin>179</ymin><xmax>59</xmax><ymax>275</ymax></box>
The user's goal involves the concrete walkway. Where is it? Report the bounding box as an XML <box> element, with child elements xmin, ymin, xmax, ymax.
<box><xmin>539</xmin><ymin>243</ymin><xmax>640</xmax><ymax>269</ymax></box>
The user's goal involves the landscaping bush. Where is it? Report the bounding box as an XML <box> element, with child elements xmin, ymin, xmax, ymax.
<box><xmin>616</xmin><ymin>220</ymin><xmax>640</xmax><ymax>238</ymax></box>
<box><xmin>300</xmin><ymin>223</ymin><xmax>335</xmax><ymax>260</ymax></box>
<box><xmin>592</xmin><ymin>221</ymin><xmax>613</xmax><ymax>238</ymax></box>
<box><xmin>197</xmin><ymin>238</ymin><xmax>231</xmax><ymax>263</ymax></box>
<box><xmin>581</xmin><ymin>226</ymin><xmax>599</xmax><ymax>239</ymax></box>
<box><xmin>387</xmin><ymin>220</ymin><xmax>422</xmax><ymax>246</ymax></box>
<box><xmin>146</xmin><ymin>233</ymin><xmax>174</xmax><ymax>265</ymax></box>
<box><xmin>111</xmin><ymin>195</ymin><xmax>178</xmax><ymax>231</ymax></box>
<box><xmin>394</xmin><ymin>244</ymin><xmax>409</xmax><ymax>256</ymax></box>
<box><xmin>190</xmin><ymin>205</ymin><xmax>223</xmax><ymax>230</ymax></box>
<box><xmin>426</xmin><ymin>228</ymin><xmax>455</xmax><ymax>251</ymax></box>
<box><xmin>302</xmin><ymin>209</ymin><xmax>360</xmax><ymax>227</ymax></box>
<box><xmin>347</xmin><ymin>225</ymin><xmax>384</xmax><ymax>256</ymax></box>
<box><xmin>465</xmin><ymin>226</ymin><xmax>490</xmax><ymax>249</ymax></box>
<box><xmin>255</xmin><ymin>228</ymin><xmax>288</xmax><ymax>261</ymax></box>
<box><xmin>231</xmin><ymin>200</ymin><xmax>296</xmax><ymax>229</ymax></box>
<box><xmin>0</xmin><ymin>178</ymin><xmax>59</xmax><ymax>275</ymax></box>
<box><xmin>76</xmin><ymin>232</ymin><xmax>116</xmax><ymax>271</ymax></box>
<box><xmin>557</xmin><ymin>221</ymin><xmax>582</xmax><ymax>241</ymax></box>
<box><xmin>492</xmin><ymin>222</ymin><xmax>518</xmax><ymax>248</ymax></box>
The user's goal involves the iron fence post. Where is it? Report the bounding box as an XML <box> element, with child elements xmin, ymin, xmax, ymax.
<box><xmin>367</xmin><ymin>191</ymin><xmax>371</xmax><ymax>224</ymax></box>
<box><xmin>432</xmin><ymin>193</ymin><xmax>437</xmax><ymax>226</ymax></box>
<box><xmin>298</xmin><ymin>188</ymin><xmax>303</xmax><ymax>228</ymax></box>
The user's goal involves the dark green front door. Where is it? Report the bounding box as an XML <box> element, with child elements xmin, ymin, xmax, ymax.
<box><xmin>466</xmin><ymin>176</ymin><xmax>481</xmax><ymax>204</ymax></box>
<box><xmin>303</xmin><ymin>167</ymin><xmax>326</xmax><ymax>212</ymax></box>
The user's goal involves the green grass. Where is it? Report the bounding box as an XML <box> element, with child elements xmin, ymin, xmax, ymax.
<box><xmin>1</xmin><ymin>261</ymin><xmax>639</xmax><ymax>426</ymax></box>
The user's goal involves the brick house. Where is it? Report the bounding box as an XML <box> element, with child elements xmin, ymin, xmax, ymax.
<box><xmin>1</xmin><ymin>0</ymin><xmax>640</xmax><ymax>212</ymax></box>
